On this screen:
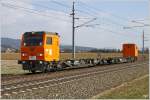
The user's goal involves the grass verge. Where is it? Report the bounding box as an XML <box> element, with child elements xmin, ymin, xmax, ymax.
<box><xmin>93</xmin><ymin>75</ymin><xmax>149</xmax><ymax>99</ymax></box>
<box><xmin>1</xmin><ymin>65</ymin><xmax>28</xmax><ymax>75</ymax></box>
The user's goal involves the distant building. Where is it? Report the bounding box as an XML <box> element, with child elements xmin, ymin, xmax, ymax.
<box><xmin>5</xmin><ymin>48</ymin><xmax>16</xmax><ymax>53</ymax></box>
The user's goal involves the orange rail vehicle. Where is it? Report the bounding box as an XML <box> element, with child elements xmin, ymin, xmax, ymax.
<box><xmin>122</xmin><ymin>43</ymin><xmax>138</xmax><ymax>60</ymax></box>
<box><xmin>18</xmin><ymin>31</ymin><xmax>138</xmax><ymax>73</ymax></box>
<box><xmin>19</xmin><ymin>31</ymin><xmax>60</xmax><ymax>73</ymax></box>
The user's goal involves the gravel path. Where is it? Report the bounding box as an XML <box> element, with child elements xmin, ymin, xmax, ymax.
<box><xmin>1</xmin><ymin>61</ymin><xmax>148</xmax><ymax>99</ymax></box>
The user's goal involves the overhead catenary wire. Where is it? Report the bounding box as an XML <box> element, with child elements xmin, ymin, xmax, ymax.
<box><xmin>98</xmin><ymin>26</ymin><xmax>136</xmax><ymax>38</ymax></box>
<box><xmin>51</xmin><ymin>0</ymin><xmax>149</xmax><ymax>35</ymax></box>
<box><xmin>75</xmin><ymin>4</ymin><xmax>139</xmax><ymax>37</ymax></box>
<box><xmin>76</xmin><ymin>0</ymin><xmax>141</xmax><ymax>36</ymax></box>
<box><xmin>72</xmin><ymin>0</ymin><xmax>139</xmax><ymax>37</ymax></box>
<box><xmin>75</xmin><ymin>18</ymin><xmax>97</xmax><ymax>28</ymax></box>
<box><xmin>76</xmin><ymin>1</ymin><xmax>140</xmax><ymax>37</ymax></box>
<box><xmin>78</xmin><ymin>1</ymin><xmax>131</xmax><ymax>22</ymax></box>
<box><xmin>75</xmin><ymin>9</ymin><xmax>97</xmax><ymax>18</ymax></box>
<box><xmin>77</xmin><ymin>1</ymin><xmax>129</xmax><ymax>27</ymax></box>
<box><xmin>1</xmin><ymin>0</ymin><xmax>144</xmax><ymax>53</ymax></box>
<box><xmin>3</xmin><ymin>0</ymin><xmax>97</xmax><ymax>26</ymax></box>
<box><xmin>1</xmin><ymin>2</ymin><xmax>72</xmax><ymax>23</ymax></box>
<box><xmin>9</xmin><ymin>0</ymin><xmax>97</xmax><ymax>25</ymax></box>
<box><xmin>10</xmin><ymin>0</ymin><xmax>70</xmax><ymax>15</ymax></box>
<box><xmin>48</xmin><ymin>0</ymin><xmax>98</xmax><ymax>19</ymax></box>
<box><xmin>8</xmin><ymin>0</ymin><xmax>129</xmax><ymax>29</ymax></box>
<box><xmin>2</xmin><ymin>0</ymin><xmax>141</xmax><ymax>39</ymax></box>
<box><xmin>50</xmin><ymin>0</ymin><xmax>71</xmax><ymax>8</ymax></box>
<box><xmin>1</xmin><ymin>0</ymin><xmax>69</xmax><ymax>17</ymax></box>
<box><xmin>76</xmin><ymin>2</ymin><xmax>139</xmax><ymax>38</ymax></box>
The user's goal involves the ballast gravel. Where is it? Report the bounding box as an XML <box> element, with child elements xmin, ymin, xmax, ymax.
<box><xmin>2</xmin><ymin>62</ymin><xmax>148</xmax><ymax>99</ymax></box>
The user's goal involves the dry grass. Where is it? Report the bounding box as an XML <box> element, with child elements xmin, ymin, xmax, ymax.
<box><xmin>1</xmin><ymin>53</ymin><xmax>148</xmax><ymax>75</ymax></box>
<box><xmin>1</xmin><ymin>60</ymin><xmax>27</xmax><ymax>74</ymax></box>
<box><xmin>1</xmin><ymin>53</ymin><xmax>121</xmax><ymax>74</ymax></box>
<box><xmin>1</xmin><ymin>52</ymin><xmax>122</xmax><ymax>60</ymax></box>
<box><xmin>0</xmin><ymin>52</ymin><xmax>121</xmax><ymax>74</ymax></box>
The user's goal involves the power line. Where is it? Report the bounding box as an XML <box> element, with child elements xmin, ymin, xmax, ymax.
<box><xmin>78</xmin><ymin>1</ymin><xmax>130</xmax><ymax>22</ymax></box>
<box><xmin>7</xmin><ymin>0</ymin><xmax>98</xmax><ymax>25</ymax></box>
<box><xmin>123</xmin><ymin>22</ymin><xmax>149</xmax><ymax>58</ymax></box>
<box><xmin>76</xmin><ymin>9</ymin><xmax>97</xmax><ymax>17</ymax></box>
<box><xmin>96</xmin><ymin>26</ymin><xmax>137</xmax><ymax>39</ymax></box>
<box><xmin>77</xmin><ymin>1</ymin><xmax>141</xmax><ymax>36</ymax></box>
<box><xmin>50</xmin><ymin>0</ymin><xmax>98</xmax><ymax>19</ymax></box>
<box><xmin>51</xmin><ymin>0</ymin><xmax>148</xmax><ymax>34</ymax></box>
<box><xmin>76</xmin><ymin>1</ymin><xmax>97</xmax><ymax>15</ymax></box>
<box><xmin>70</xmin><ymin>1</ymin><xmax>97</xmax><ymax>60</ymax></box>
<box><xmin>77</xmin><ymin>0</ymin><xmax>139</xmax><ymax>33</ymax></box>
<box><xmin>75</xmin><ymin>1</ymin><xmax>140</xmax><ymax>40</ymax></box>
<box><xmin>50</xmin><ymin>0</ymin><xmax>71</xmax><ymax>8</ymax></box>
<box><xmin>131</xmin><ymin>20</ymin><xmax>150</xmax><ymax>26</ymax></box>
<box><xmin>75</xmin><ymin>18</ymin><xmax>97</xmax><ymax>28</ymax></box>
<box><xmin>9</xmin><ymin>0</ymin><xmax>97</xmax><ymax>25</ymax></box>
<box><xmin>75</xmin><ymin>1</ymin><xmax>131</xmax><ymax>30</ymax></box>
<box><xmin>7</xmin><ymin>2</ymin><xmax>137</xmax><ymax>38</ymax></box>
<box><xmin>2</xmin><ymin>1</ymin><xmax>141</xmax><ymax>37</ymax></box>
<box><xmin>11</xmin><ymin>0</ymin><xmax>70</xmax><ymax>15</ymax></box>
<box><xmin>1</xmin><ymin>2</ymin><xmax>71</xmax><ymax>23</ymax></box>
<box><xmin>37</xmin><ymin>0</ymin><xmax>129</xmax><ymax>28</ymax></box>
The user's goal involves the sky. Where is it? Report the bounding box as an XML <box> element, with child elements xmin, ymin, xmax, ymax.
<box><xmin>1</xmin><ymin>0</ymin><xmax>150</xmax><ymax>49</ymax></box>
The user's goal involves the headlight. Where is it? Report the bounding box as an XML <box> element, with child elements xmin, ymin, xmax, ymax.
<box><xmin>37</xmin><ymin>53</ymin><xmax>43</xmax><ymax>56</ymax></box>
<box><xmin>22</xmin><ymin>53</ymin><xmax>27</xmax><ymax>56</ymax></box>
<box><xmin>23</xmin><ymin>43</ymin><xmax>26</xmax><ymax>46</ymax></box>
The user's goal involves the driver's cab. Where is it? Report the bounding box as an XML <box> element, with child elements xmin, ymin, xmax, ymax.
<box><xmin>20</xmin><ymin>31</ymin><xmax>60</xmax><ymax>62</ymax></box>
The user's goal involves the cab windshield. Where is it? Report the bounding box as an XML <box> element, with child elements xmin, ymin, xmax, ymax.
<box><xmin>23</xmin><ymin>32</ymin><xmax>43</xmax><ymax>46</ymax></box>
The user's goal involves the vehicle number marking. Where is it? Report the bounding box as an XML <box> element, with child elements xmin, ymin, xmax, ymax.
<box><xmin>29</xmin><ymin>56</ymin><xmax>36</xmax><ymax>60</ymax></box>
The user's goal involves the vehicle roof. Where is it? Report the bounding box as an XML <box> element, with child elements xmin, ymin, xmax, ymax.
<box><xmin>24</xmin><ymin>31</ymin><xmax>59</xmax><ymax>36</ymax></box>
<box><xmin>123</xmin><ymin>43</ymin><xmax>136</xmax><ymax>45</ymax></box>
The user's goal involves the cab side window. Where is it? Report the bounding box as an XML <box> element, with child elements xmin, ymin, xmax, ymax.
<box><xmin>46</xmin><ymin>37</ymin><xmax>52</xmax><ymax>45</ymax></box>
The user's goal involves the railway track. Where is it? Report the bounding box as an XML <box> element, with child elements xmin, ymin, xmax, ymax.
<box><xmin>2</xmin><ymin>58</ymin><xmax>147</xmax><ymax>85</ymax></box>
<box><xmin>1</xmin><ymin>61</ymin><xmax>142</xmax><ymax>85</ymax></box>
<box><xmin>1</xmin><ymin>61</ymin><xmax>148</xmax><ymax>97</ymax></box>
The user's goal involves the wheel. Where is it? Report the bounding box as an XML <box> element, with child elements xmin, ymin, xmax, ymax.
<box><xmin>31</xmin><ymin>70</ymin><xmax>36</xmax><ymax>73</ymax></box>
<box><xmin>30</xmin><ymin>64</ymin><xmax>36</xmax><ymax>73</ymax></box>
<box><xmin>42</xmin><ymin>66</ymin><xmax>48</xmax><ymax>73</ymax></box>
<box><xmin>47</xmin><ymin>65</ymin><xmax>54</xmax><ymax>72</ymax></box>
<box><xmin>57</xmin><ymin>64</ymin><xmax>63</xmax><ymax>71</ymax></box>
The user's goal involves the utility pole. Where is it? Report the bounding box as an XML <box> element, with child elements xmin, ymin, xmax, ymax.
<box><xmin>70</xmin><ymin>1</ymin><xmax>97</xmax><ymax>60</ymax></box>
<box><xmin>142</xmin><ymin>30</ymin><xmax>145</xmax><ymax>56</ymax></box>
<box><xmin>72</xmin><ymin>1</ymin><xmax>75</xmax><ymax>60</ymax></box>
<box><xmin>123</xmin><ymin>20</ymin><xmax>150</xmax><ymax>60</ymax></box>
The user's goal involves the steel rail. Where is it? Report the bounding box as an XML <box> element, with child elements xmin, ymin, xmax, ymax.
<box><xmin>1</xmin><ymin>62</ymin><xmax>148</xmax><ymax>97</ymax></box>
<box><xmin>1</xmin><ymin>61</ymin><xmax>143</xmax><ymax>86</ymax></box>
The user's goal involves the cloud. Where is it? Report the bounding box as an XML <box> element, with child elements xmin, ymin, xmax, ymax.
<box><xmin>1</xmin><ymin>0</ymin><xmax>149</xmax><ymax>49</ymax></box>
<box><xmin>1</xmin><ymin>0</ymin><xmax>72</xmax><ymax>41</ymax></box>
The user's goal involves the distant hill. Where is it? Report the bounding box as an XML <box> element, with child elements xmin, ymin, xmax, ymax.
<box><xmin>1</xmin><ymin>38</ymin><xmax>97</xmax><ymax>52</ymax></box>
<box><xmin>1</xmin><ymin>38</ymin><xmax>21</xmax><ymax>52</ymax></box>
<box><xmin>60</xmin><ymin>45</ymin><xmax>97</xmax><ymax>52</ymax></box>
